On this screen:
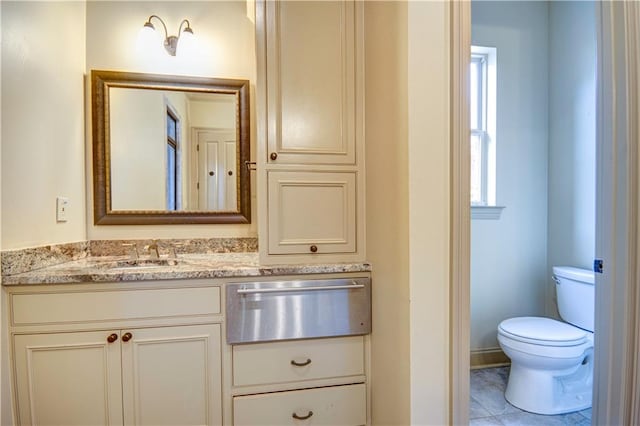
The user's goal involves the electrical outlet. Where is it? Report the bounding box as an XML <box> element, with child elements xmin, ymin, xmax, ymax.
<box><xmin>56</xmin><ymin>197</ymin><xmax>69</xmax><ymax>222</ymax></box>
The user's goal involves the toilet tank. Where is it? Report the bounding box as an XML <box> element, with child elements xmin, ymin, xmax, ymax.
<box><xmin>553</xmin><ymin>266</ymin><xmax>595</xmax><ymax>332</ymax></box>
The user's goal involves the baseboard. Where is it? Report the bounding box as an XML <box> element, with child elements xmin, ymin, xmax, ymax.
<box><xmin>471</xmin><ymin>348</ymin><xmax>510</xmax><ymax>369</ymax></box>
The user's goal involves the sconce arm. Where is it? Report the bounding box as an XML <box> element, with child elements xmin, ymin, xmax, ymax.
<box><xmin>146</xmin><ymin>15</ymin><xmax>169</xmax><ymax>40</ymax></box>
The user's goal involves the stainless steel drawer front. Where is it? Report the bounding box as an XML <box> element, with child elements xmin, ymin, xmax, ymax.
<box><xmin>226</xmin><ymin>278</ymin><xmax>371</xmax><ymax>344</ymax></box>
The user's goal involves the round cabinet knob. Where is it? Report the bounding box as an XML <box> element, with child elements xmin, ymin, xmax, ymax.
<box><xmin>228</xmin><ymin>171</ymin><xmax>233</xmax><ymax>176</ymax></box>
<box><xmin>107</xmin><ymin>333</ymin><xmax>118</xmax><ymax>343</ymax></box>
<box><xmin>209</xmin><ymin>171</ymin><xmax>214</xmax><ymax>176</ymax></box>
<box><xmin>309</xmin><ymin>245</ymin><xmax>318</xmax><ymax>253</ymax></box>
<box><xmin>270</xmin><ymin>152</ymin><xmax>278</xmax><ymax>161</ymax></box>
<box><xmin>122</xmin><ymin>332</ymin><xmax>133</xmax><ymax>342</ymax></box>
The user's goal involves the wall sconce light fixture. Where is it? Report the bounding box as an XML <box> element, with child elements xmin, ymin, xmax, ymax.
<box><xmin>140</xmin><ymin>15</ymin><xmax>195</xmax><ymax>57</ymax></box>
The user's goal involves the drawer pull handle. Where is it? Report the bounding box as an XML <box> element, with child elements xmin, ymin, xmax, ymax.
<box><xmin>107</xmin><ymin>333</ymin><xmax>118</xmax><ymax>343</ymax></box>
<box><xmin>237</xmin><ymin>283</ymin><xmax>364</xmax><ymax>294</ymax></box>
<box><xmin>309</xmin><ymin>245</ymin><xmax>318</xmax><ymax>253</ymax></box>
<box><xmin>122</xmin><ymin>332</ymin><xmax>133</xmax><ymax>342</ymax></box>
<box><xmin>291</xmin><ymin>358</ymin><xmax>312</xmax><ymax>367</ymax></box>
<box><xmin>292</xmin><ymin>411</ymin><xmax>313</xmax><ymax>420</ymax></box>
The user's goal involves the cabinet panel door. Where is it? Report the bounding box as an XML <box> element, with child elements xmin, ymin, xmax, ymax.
<box><xmin>268</xmin><ymin>171</ymin><xmax>357</xmax><ymax>254</ymax></box>
<box><xmin>14</xmin><ymin>331</ymin><xmax>123</xmax><ymax>426</ymax></box>
<box><xmin>121</xmin><ymin>324</ymin><xmax>222</xmax><ymax>426</ymax></box>
<box><xmin>266</xmin><ymin>1</ymin><xmax>359</xmax><ymax>164</ymax></box>
<box><xmin>233</xmin><ymin>383</ymin><xmax>366</xmax><ymax>426</ymax></box>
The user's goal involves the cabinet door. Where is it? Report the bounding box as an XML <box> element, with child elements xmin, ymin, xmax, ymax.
<box><xmin>265</xmin><ymin>0</ymin><xmax>361</xmax><ymax>165</ymax></box>
<box><xmin>268</xmin><ymin>171</ymin><xmax>357</xmax><ymax>255</ymax></box>
<box><xmin>14</xmin><ymin>331</ymin><xmax>123</xmax><ymax>426</ymax></box>
<box><xmin>121</xmin><ymin>324</ymin><xmax>222</xmax><ymax>426</ymax></box>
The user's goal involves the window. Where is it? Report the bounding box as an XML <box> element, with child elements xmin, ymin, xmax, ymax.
<box><xmin>166</xmin><ymin>109</ymin><xmax>178</xmax><ymax>211</ymax></box>
<box><xmin>471</xmin><ymin>46</ymin><xmax>502</xmax><ymax>218</ymax></box>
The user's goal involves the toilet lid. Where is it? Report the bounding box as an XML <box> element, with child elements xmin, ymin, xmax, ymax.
<box><xmin>499</xmin><ymin>317</ymin><xmax>589</xmax><ymax>346</ymax></box>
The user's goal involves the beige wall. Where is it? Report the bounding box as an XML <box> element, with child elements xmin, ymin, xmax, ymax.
<box><xmin>366</xmin><ymin>2</ymin><xmax>451</xmax><ymax>424</ymax></box>
<box><xmin>85</xmin><ymin>1</ymin><xmax>256</xmax><ymax>239</ymax></box>
<box><xmin>365</xmin><ymin>2</ymin><xmax>410</xmax><ymax>424</ymax></box>
<box><xmin>1</xmin><ymin>1</ymin><xmax>87</xmax><ymax>250</ymax></box>
<box><xmin>408</xmin><ymin>2</ymin><xmax>451</xmax><ymax>424</ymax></box>
<box><xmin>110</xmin><ymin>89</ymin><xmax>168</xmax><ymax>210</ymax></box>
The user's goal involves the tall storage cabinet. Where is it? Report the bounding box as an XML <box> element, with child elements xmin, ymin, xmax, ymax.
<box><xmin>256</xmin><ymin>0</ymin><xmax>365</xmax><ymax>264</ymax></box>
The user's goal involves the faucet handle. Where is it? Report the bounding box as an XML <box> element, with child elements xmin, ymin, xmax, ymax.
<box><xmin>122</xmin><ymin>243</ymin><xmax>139</xmax><ymax>260</ymax></box>
<box><xmin>169</xmin><ymin>242</ymin><xmax>185</xmax><ymax>259</ymax></box>
<box><xmin>143</xmin><ymin>240</ymin><xmax>160</xmax><ymax>259</ymax></box>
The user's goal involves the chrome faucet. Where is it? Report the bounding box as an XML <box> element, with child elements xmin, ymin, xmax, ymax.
<box><xmin>122</xmin><ymin>243</ymin><xmax>139</xmax><ymax>261</ymax></box>
<box><xmin>145</xmin><ymin>240</ymin><xmax>160</xmax><ymax>259</ymax></box>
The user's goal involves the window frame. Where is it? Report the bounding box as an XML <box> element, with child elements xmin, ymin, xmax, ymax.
<box><xmin>165</xmin><ymin>105</ymin><xmax>180</xmax><ymax>211</ymax></box>
<box><xmin>470</xmin><ymin>45</ymin><xmax>502</xmax><ymax>219</ymax></box>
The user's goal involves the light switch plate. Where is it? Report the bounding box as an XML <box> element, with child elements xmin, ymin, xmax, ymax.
<box><xmin>56</xmin><ymin>197</ymin><xmax>69</xmax><ymax>222</ymax></box>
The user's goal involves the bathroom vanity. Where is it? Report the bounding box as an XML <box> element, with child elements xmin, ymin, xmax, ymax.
<box><xmin>3</xmin><ymin>253</ymin><xmax>372</xmax><ymax>426</ymax></box>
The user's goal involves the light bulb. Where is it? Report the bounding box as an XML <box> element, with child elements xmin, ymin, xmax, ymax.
<box><xmin>136</xmin><ymin>23</ymin><xmax>163</xmax><ymax>56</ymax></box>
<box><xmin>176</xmin><ymin>28</ymin><xmax>197</xmax><ymax>58</ymax></box>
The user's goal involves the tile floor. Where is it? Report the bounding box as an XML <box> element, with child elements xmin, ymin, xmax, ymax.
<box><xmin>470</xmin><ymin>367</ymin><xmax>592</xmax><ymax>425</ymax></box>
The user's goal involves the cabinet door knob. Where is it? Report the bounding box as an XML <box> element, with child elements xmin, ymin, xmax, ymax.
<box><xmin>107</xmin><ymin>333</ymin><xmax>118</xmax><ymax>343</ymax></box>
<box><xmin>270</xmin><ymin>152</ymin><xmax>278</xmax><ymax>161</ymax></box>
<box><xmin>291</xmin><ymin>358</ymin><xmax>312</xmax><ymax>367</ymax></box>
<box><xmin>292</xmin><ymin>411</ymin><xmax>313</xmax><ymax>420</ymax></box>
<box><xmin>309</xmin><ymin>245</ymin><xmax>318</xmax><ymax>253</ymax></box>
<box><xmin>122</xmin><ymin>332</ymin><xmax>133</xmax><ymax>342</ymax></box>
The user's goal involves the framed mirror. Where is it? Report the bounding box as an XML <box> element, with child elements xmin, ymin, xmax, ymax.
<box><xmin>91</xmin><ymin>70</ymin><xmax>251</xmax><ymax>225</ymax></box>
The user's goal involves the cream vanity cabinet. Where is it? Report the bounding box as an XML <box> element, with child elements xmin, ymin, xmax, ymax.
<box><xmin>227</xmin><ymin>278</ymin><xmax>371</xmax><ymax>426</ymax></box>
<box><xmin>8</xmin><ymin>283</ymin><xmax>223</xmax><ymax>426</ymax></box>
<box><xmin>256</xmin><ymin>0</ymin><xmax>366</xmax><ymax>263</ymax></box>
<box><xmin>231</xmin><ymin>337</ymin><xmax>368</xmax><ymax>426</ymax></box>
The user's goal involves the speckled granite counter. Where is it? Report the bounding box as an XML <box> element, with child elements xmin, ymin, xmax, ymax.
<box><xmin>2</xmin><ymin>253</ymin><xmax>372</xmax><ymax>285</ymax></box>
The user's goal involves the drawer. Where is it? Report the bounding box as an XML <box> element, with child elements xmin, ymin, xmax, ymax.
<box><xmin>233</xmin><ymin>383</ymin><xmax>366</xmax><ymax>426</ymax></box>
<box><xmin>11</xmin><ymin>286</ymin><xmax>221</xmax><ymax>325</ymax></box>
<box><xmin>233</xmin><ymin>336</ymin><xmax>364</xmax><ymax>387</ymax></box>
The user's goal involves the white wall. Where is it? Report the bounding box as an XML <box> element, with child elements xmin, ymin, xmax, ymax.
<box><xmin>547</xmin><ymin>1</ymin><xmax>596</xmax><ymax>316</ymax></box>
<box><xmin>470</xmin><ymin>1</ymin><xmax>549</xmax><ymax>351</ymax></box>
<box><xmin>1</xmin><ymin>1</ymin><xmax>87</xmax><ymax>250</ymax></box>
<box><xmin>86</xmin><ymin>1</ymin><xmax>256</xmax><ymax>239</ymax></box>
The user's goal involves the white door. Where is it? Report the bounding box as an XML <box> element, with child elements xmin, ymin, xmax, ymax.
<box><xmin>197</xmin><ymin>130</ymin><xmax>236</xmax><ymax>211</ymax></box>
<box><xmin>13</xmin><ymin>331</ymin><xmax>123</xmax><ymax>426</ymax></box>
<box><xmin>121</xmin><ymin>324</ymin><xmax>222</xmax><ymax>426</ymax></box>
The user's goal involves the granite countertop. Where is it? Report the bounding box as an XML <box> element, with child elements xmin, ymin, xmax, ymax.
<box><xmin>1</xmin><ymin>253</ymin><xmax>372</xmax><ymax>285</ymax></box>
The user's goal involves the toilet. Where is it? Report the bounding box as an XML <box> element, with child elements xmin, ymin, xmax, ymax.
<box><xmin>497</xmin><ymin>266</ymin><xmax>594</xmax><ymax>415</ymax></box>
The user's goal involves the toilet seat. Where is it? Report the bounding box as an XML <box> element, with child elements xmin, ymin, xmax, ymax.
<box><xmin>499</xmin><ymin>316</ymin><xmax>588</xmax><ymax>347</ymax></box>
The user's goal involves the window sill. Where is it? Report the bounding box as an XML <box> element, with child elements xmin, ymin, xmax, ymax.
<box><xmin>471</xmin><ymin>205</ymin><xmax>505</xmax><ymax>220</ymax></box>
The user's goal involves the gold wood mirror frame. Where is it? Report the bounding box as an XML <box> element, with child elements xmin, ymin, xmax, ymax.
<box><xmin>92</xmin><ymin>70</ymin><xmax>251</xmax><ymax>225</ymax></box>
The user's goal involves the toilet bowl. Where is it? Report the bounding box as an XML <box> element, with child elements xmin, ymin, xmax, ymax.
<box><xmin>497</xmin><ymin>266</ymin><xmax>594</xmax><ymax>415</ymax></box>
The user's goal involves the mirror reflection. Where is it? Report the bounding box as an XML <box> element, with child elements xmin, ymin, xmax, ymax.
<box><xmin>92</xmin><ymin>70</ymin><xmax>250</xmax><ymax>225</ymax></box>
<box><xmin>109</xmin><ymin>88</ymin><xmax>239</xmax><ymax>212</ymax></box>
